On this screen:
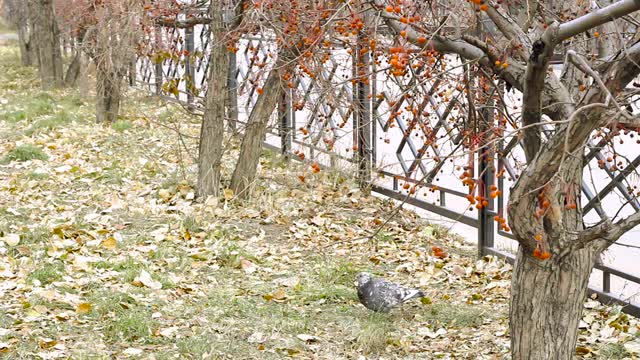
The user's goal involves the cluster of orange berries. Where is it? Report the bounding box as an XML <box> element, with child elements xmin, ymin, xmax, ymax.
<box><xmin>533</xmin><ymin>234</ymin><xmax>551</xmax><ymax>260</ymax></box>
<box><xmin>534</xmin><ymin>191</ymin><xmax>550</xmax><ymax>218</ymax></box>
<box><xmin>494</xmin><ymin>60</ymin><xmax>509</xmax><ymax>69</ymax></box>
<box><xmin>466</xmin><ymin>194</ymin><xmax>489</xmax><ymax>210</ymax></box>
<box><xmin>389</xmin><ymin>47</ymin><xmax>409</xmax><ymax>77</ymax></box>
<box><xmin>493</xmin><ymin>215</ymin><xmax>510</xmax><ymax>232</ymax></box>
<box><xmin>401</xmin><ymin>182</ymin><xmax>417</xmax><ymax>195</ymax></box>
<box><xmin>489</xmin><ymin>185</ymin><xmax>502</xmax><ymax>199</ymax></box>
<box><xmin>293</xmin><ymin>150</ymin><xmax>305</xmax><ymax>160</ymax></box>
<box><xmin>310</xmin><ymin>162</ymin><xmax>321</xmax><ymax>173</ymax></box>
<box><xmin>468</xmin><ymin>0</ymin><xmax>489</xmax><ymax>11</ymax></box>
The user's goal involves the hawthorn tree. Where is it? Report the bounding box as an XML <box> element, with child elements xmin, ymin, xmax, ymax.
<box><xmin>363</xmin><ymin>0</ymin><xmax>640</xmax><ymax>358</ymax></box>
<box><xmin>55</xmin><ymin>0</ymin><xmax>156</xmax><ymax>123</ymax></box>
<box><xmin>27</xmin><ymin>0</ymin><xmax>63</xmax><ymax>88</ymax></box>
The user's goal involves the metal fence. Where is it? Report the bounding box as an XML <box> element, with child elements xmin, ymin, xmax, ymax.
<box><xmin>136</xmin><ymin>14</ymin><xmax>640</xmax><ymax>317</ymax></box>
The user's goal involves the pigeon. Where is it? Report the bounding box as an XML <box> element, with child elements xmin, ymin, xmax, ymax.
<box><xmin>355</xmin><ymin>272</ymin><xmax>426</xmax><ymax>313</ymax></box>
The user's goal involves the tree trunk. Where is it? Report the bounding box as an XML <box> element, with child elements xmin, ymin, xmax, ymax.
<box><xmin>196</xmin><ymin>6</ymin><xmax>229</xmax><ymax>200</ymax></box>
<box><xmin>510</xmin><ymin>244</ymin><xmax>601</xmax><ymax>359</ymax></box>
<box><xmin>96</xmin><ymin>65</ymin><xmax>121</xmax><ymax>123</ymax></box>
<box><xmin>28</xmin><ymin>0</ymin><xmax>63</xmax><ymax>89</ymax></box>
<box><xmin>64</xmin><ymin>50</ymin><xmax>82</xmax><ymax>87</ymax></box>
<box><xmin>17</xmin><ymin>22</ymin><xmax>35</xmax><ymax>66</ymax></box>
<box><xmin>229</xmin><ymin>68</ymin><xmax>286</xmax><ymax>197</ymax></box>
<box><xmin>507</xmin><ymin>150</ymin><xmax>606</xmax><ymax>359</ymax></box>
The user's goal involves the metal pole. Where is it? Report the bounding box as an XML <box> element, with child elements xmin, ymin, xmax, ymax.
<box><xmin>354</xmin><ymin>10</ymin><xmax>372</xmax><ymax>189</ymax></box>
<box><xmin>185</xmin><ymin>26</ymin><xmax>195</xmax><ymax>105</ymax></box>
<box><xmin>154</xmin><ymin>29</ymin><xmax>163</xmax><ymax>95</ymax></box>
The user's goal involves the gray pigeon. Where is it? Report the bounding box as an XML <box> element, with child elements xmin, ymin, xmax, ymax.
<box><xmin>355</xmin><ymin>272</ymin><xmax>426</xmax><ymax>312</ymax></box>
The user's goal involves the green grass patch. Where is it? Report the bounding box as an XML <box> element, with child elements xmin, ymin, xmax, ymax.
<box><xmin>105</xmin><ymin>308</ymin><xmax>158</xmax><ymax>343</ymax></box>
<box><xmin>25</xmin><ymin>111</ymin><xmax>72</xmax><ymax>135</ymax></box>
<box><xmin>422</xmin><ymin>302</ymin><xmax>491</xmax><ymax>328</ymax></box>
<box><xmin>353</xmin><ymin>312</ymin><xmax>396</xmax><ymax>354</ymax></box>
<box><xmin>112</xmin><ymin>120</ymin><xmax>132</xmax><ymax>132</ymax></box>
<box><xmin>27</xmin><ymin>262</ymin><xmax>64</xmax><ymax>285</ymax></box>
<box><xmin>2</xmin><ymin>144</ymin><xmax>48</xmax><ymax>163</ymax></box>
<box><xmin>597</xmin><ymin>343</ymin><xmax>631</xmax><ymax>359</ymax></box>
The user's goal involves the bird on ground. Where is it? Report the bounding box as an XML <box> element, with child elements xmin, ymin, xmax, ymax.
<box><xmin>355</xmin><ymin>272</ymin><xmax>426</xmax><ymax>313</ymax></box>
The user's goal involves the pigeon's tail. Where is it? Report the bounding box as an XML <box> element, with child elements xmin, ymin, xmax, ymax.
<box><xmin>400</xmin><ymin>289</ymin><xmax>426</xmax><ymax>302</ymax></box>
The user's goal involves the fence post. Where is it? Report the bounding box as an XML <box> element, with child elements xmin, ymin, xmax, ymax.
<box><xmin>154</xmin><ymin>29</ymin><xmax>163</xmax><ymax>95</ymax></box>
<box><xmin>185</xmin><ymin>26</ymin><xmax>195</xmax><ymax>106</ymax></box>
<box><xmin>278</xmin><ymin>90</ymin><xmax>292</xmax><ymax>158</ymax></box>
<box><xmin>226</xmin><ymin>50</ymin><xmax>239</xmax><ymax>131</ymax></box>
<box><xmin>477</xmin><ymin>77</ymin><xmax>495</xmax><ymax>258</ymax></box>
<box><xmin>353</xmin><ymin>10</ymin><xmax>372</xmax><ymax>190</ymax></box>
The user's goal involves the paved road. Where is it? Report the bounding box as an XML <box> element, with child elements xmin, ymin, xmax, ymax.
<box><xmin>0</xmin><ymin>33</ymin><xmax>18</xmax><ymax>43</ymax></box>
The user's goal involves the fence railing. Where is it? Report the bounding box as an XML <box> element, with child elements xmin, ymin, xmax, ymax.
<box><xmin>135</xmin><ymin>15</ymin><xmax>640</xmax><ymax>318</ymax></box>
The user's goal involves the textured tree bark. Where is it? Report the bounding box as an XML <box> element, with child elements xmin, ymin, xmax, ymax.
<box><xmin>510</xmin><ymin>244</ymin><xmax>600</xmax><ymax>359</ymax></box>
<box><xmin>28</xmin><ymin>0</ymin><xmax>63</xmax><ymax>89</ymax></box>
<box><xmin>17</xmin><ymin>22</ymin><xmax>36</xmax><ymax>66</ymax></box>
<box><xmin>196</xmin><ymin>6</ymin><xmax>229</xmax><ymax>200</ymax></box>
<box><xmin>507</xmin><ymin>152</ymin><xmax>607</xmax><ymax>359</ymax></box>
<box><xmin>229</xmin><ymin>68</ymin><xmax>286</xmax><ymax>197</ymax></box>
<box><xmin>64</xmin><ymin>50</ymin><xmax>83</xmax><ymax>87</ymax></box>
<box><xmin>95</xmin><ymin>65</ymin><xmax>121</xmax><ymax>123</ymax></box>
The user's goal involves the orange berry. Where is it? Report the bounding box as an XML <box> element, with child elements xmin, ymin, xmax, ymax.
<box><xmin>534</xmin><ymin>234</ymin><xmax>542</xmax><ymax>242</ymax></box>
<box><xmin>533</xmin><ymin>248</ymin><xmax>542</xmax><ymax>258</ymax></box>
<box><xmin>594</xmin><ymin>32</ymin><xmax>600</xmax><ymax>37</ymax></box>
<box><xmin>480</xmin><ymin>4</ymin><xmax>488</xmax><ymax>11</ymax></box>
<box><xmin>257</xmin><ymin>88</ymin><xmax>264</xmax><ymax>95</ymax></box>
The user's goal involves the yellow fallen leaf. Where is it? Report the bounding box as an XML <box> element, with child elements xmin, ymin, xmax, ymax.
<box><xmin>76</xmin><ymin>303</ymin><xmax>92</xmax><ymax>314</ymax></box>
<box><xmin>101</xmin><ymin>237</ymin><xmax>117</xmax><ymax>250</ymax></box>
<box><xmin>273</xmin><ymin>288</ymin><xmax>286</xmax><ymax>301</ymax></box>
<box><xmin>575</xmin><ymin>346</ymin><xmax>591</xmax><ymax>355</ymax></box>
<box><xmin>38</xmin><ymin>338</ymin><xmax>57</xmax><ymax>349</ymax></box>
<box><xmin>223</xmin><ymin>188</ymin><xmax>234</xmax><ymax>201</ymax></box>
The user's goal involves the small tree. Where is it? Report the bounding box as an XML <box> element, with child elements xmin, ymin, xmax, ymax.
<box><xmin>228</xmin><ymin>0</ymin><xmax>335</xmax><ymax>196</ymax></box>
<box><xmin>3</xmin><ymin>0</ymin><xmax>37</xmax><ymax>66</ymax></box>
<box><xmin>56</xmin><ymin>0</ymin><xmax>146</xmax><ymax>123</ymax></box>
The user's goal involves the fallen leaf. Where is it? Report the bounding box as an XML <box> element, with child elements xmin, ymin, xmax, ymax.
<box><xmin>223</xmin><ymin>188</ymin><xmax>234</xmax><ymax>201</ymax></box>
<box><xmin>273</xmin><ymin>288</ymin><xmax>287</xmax><ymax>301</ymax></box>
<box><xmin>134</xmin><ymin>270</ymin><xmax>162</xmax><ymax>290</ymax></box>
<box><xmin>76</xmin><ymin>303</ymin><xmax>92</xmax><ymax>314</ymax></box>
<box><xmin>240</xmin><ymin>258</ymin><xmax>257</xmax><ymax>274</ymax></box>
<box><xmin>123</xmin><ymin>348</ymin><xmax>143</xmax><ymax>356</ymax></box>
<box><xmin>101</xmin><ymin>237</ymin><xmax>117</xmax><ymax>250</ymax></box>
<box><xmin>575</xmin><ymin>346</ymin><xmax>591</xmax><ymax>355</ymax></box>
<box><xmin>296</xmin><ymin>334</ymin><xmax>320</xmax><ymax>343</ymax></box>
<box><xmin>1</xmin><ymin>233</ymin><xmax>20</xmax><ymax>246</ymax></box>
<box><xmin>38</xmin><ymin>338</ymin><xmax>57</xmax><ymax>349</ymax></box>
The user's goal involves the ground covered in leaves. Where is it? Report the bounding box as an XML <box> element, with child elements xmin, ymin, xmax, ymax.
<box><xmin>0</xmin><ymin>42</ymin><xmax>639</xmax><ymax>359</ymax></box>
